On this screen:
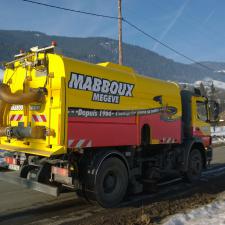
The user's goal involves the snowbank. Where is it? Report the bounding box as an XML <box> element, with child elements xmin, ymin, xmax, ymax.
<box><xmin>163</xmin><ymin>200</ymin><xmax>225</xmax><ymax>225</ymax></box>
<box><xmin>211</xmin><ymin>126</ymin><xmax>225</xmax><ymax>136</ymax></box>
<box><xmin>211</xmin><ymin>126</ymin><xmax>225</xmax><ymax>144</ymax></box>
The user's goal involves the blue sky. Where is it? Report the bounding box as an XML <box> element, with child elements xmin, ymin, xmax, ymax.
<box><xmin>0</xmin><ymin>0</ymin><xmax>224</xmax><ymax>63</ymax></box>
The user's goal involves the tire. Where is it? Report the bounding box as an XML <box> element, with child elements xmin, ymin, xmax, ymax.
<box><xmin>184</xmin><ymin>149</ymin><xmax>203</xmax><ymax>182</ymax></box>
<box><xmin>20</xmin><ymin>163</ymin><xmax>36</xmax><ymax>178</ymax></box>
<box><xmin>95</xmin><ymin>157</ymin><xmax>128</xmax><ymax>208</ymax></box>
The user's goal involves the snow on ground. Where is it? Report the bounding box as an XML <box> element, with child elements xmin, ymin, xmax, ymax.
<box><xmin>211</xmin><ymin>126</ymin><xmax>225</xmax><ymax>144</ymax></box>
<box><xmin>163</xmin><ymin>199</ymin><xmax>225</xmax><ymax>225</ymax></box>
<box><xmin>211</xmin><ymin>126</ymin><xmax>225</xmax><ymax>136</ymax></box>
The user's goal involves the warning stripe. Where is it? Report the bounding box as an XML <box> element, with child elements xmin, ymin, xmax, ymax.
<box><xmin>68</xmin><ymin>139</ymin><xmax>92</xmax><ymax>148</ymax></box>
<box><xmin>10</xmin><ymin>114</ymin><xmax>23</xmax><ymax>121</ymax></box>
<box><xmin>32</xmin><ymin>115</ymin><xmax>47</xmax><ymax>122</ymax></box>
<box><xmin>160</xmin><ymin>137</ymin><xmax>177</xmax><ymax>144</ymax></box>
<box><xmin>68</xmin><ymin>140</ymin><xmax>75</xmax><ymax>148</ymax></box>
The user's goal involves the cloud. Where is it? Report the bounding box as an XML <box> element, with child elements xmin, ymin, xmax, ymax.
<box><xmin>203</xmin><ymin>9</ymin><xmax>215</xmax><ymax>26</ymax></box>
<box><xmin>152</xmin><ymin>0</ymin><xmax>190</xmax><ymax>51</ymax></box>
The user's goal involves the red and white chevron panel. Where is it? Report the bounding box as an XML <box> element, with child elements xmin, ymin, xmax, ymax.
<box><xmin>68</xmin><ymin>139</ymin><xmax>92</xmax><ymax>148</ymax></box>
<box><xmin>161</xmin><ymin>137</ymin><xmax>177</xmax><ymax>144</ymax></box>
<box><xmin>10</xmin><ymin>114</ymin><xmax>23</xmax><ymax>121</ymax></box>
<box><xmin>32</xmin><ymin>114</ymin><xmax>47</xmax><ymax>122</ymax></box>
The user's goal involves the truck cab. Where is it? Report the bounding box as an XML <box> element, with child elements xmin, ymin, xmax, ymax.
<box><xmin>181</xmin><ymin>89</ymin><xmax>219</xmax><ymax>169</ymax></box>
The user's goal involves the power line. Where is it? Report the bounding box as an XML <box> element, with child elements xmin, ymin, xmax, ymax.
<box><xmin>21</xmin><ymin>0</ymin><xmax>215</xmax><ymax>72</ymax></box>
<box><xmin>118</xmin><ymin>0</ymin><xmax>123</xmax><ymax>65</ymax></box>
<box><xmin>22</xmin><ymin>0</ymin><xmax>119</xmax><ymax>20</ymax></box>
<box><xmin>122</xmin><ymin>18</ymin><xmax>214</xmax><ymax>71</ymax></box>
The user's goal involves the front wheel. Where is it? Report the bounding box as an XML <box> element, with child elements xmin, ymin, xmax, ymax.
<box><xmin>184</xmin><ymin>149</ymin><xmax>203</xmax><ymax>182</ymax></box>
<box><xmin>95</xmin><ymin>157</ymin><xmax>128</xmax><ymax>208</ymax></box>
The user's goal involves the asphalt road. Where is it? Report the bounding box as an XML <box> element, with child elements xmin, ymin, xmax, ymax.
<box><xmin>211</xmin><ymin>145</ymin><xmax>225</xmax><ymax>166</ymax></box>
<box><xmin>0</xmin><ymin>146</ymin><xmax>225</xmax><ymax>225</ymax></box>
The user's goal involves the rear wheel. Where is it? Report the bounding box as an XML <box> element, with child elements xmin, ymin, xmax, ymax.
<box><xmin>20</xmin><ymin>164</ymin><xmax>36</xmax><ymax>178</ymax></box>
<box><xmin>184</xmin><ymin>148</ymin><xmax>203</xmax><ymax>182</ymax></box>
<box><xmin>95</xmin><ymin>157</ymin><xmax>128</xmax><ymax>208</ymax></box>
<box><xmin>20</xmin><ymin>159</ymin><xmax>36</xmax><ymax>178</ymax></box>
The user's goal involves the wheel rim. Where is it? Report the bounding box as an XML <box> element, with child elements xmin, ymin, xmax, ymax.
<box><xmin>103</xmin><ymin>171</ymin><xmax>117</xmax><ymax>193</ymax></box>
<box><xmin>190</xmin><ymin>152</ymin><xmax>202</xmax><ymax>177</ymax></box>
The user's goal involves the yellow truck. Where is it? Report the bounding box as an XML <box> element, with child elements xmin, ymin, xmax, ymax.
<box><xmin>0</xmin><ymin>43</ymin><xmax>219</xmax><ymax>207</ymax></box>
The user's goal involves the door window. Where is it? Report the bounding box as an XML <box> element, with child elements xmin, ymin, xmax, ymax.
<box><xmin>196</xmin><ymin>101</ymin><xmax>207</xmax><ymax>122</ymax></box>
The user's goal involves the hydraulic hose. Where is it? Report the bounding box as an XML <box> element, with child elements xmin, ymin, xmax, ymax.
<box><xmin>0</xmin><ymin>84</ymin><xmax>44</xmax><ymax>104</ymax></box>
<box><xmin>0</xmin><ymin>83</ymin><xmax>46</xmax><ymax>138</ymax></box>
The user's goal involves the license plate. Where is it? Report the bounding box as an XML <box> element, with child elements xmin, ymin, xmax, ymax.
<box><xmin>8</xmin><ymin>164</ymin><xmax>20</xmax><ymax>171</ymax></box>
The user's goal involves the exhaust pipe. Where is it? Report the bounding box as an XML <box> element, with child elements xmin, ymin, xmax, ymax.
<box><xmin>0</xmin><ymin>84</ymin><xmax>46</xmax><ymax>138</ymax></box>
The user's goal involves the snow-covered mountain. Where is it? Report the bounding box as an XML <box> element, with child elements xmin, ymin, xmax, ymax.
<box><xmin>195</xmin><ymin>79</ymin><xmax>225</xmax><ymax>90</ymax></box>
<box><xmin>209</xmin><ymin>80</ymin><xmax>225</xmax><ymax>90</ymax></box>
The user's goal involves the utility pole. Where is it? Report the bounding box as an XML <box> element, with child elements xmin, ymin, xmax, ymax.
<box><xmin>118</xmin><ymin>0</ymin><xmax>123</xmax><ymax>65</ymax></box>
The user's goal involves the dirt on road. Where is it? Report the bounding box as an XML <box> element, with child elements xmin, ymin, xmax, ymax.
<box><xmin>74</xmin><ymin>172</ymin><xmax>225</xmax><ymax>225</ymax></box>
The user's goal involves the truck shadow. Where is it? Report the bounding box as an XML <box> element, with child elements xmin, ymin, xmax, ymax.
<box><xmin>0</xmin><ymin>197</ymin><xmax>90</xmax><ymax>224</ymax></box>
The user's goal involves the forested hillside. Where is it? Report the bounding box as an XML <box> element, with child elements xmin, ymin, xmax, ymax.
<box><xmin>1</xmin><ymin>30</ymin><xmax>225</xmax><ymax>82</ymax></box>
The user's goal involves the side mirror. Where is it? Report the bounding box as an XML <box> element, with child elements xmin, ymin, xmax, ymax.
<box><xmin>208</xmin><ymin>101</ymin><xmax>219</xmax><ymax>123</ymax></box>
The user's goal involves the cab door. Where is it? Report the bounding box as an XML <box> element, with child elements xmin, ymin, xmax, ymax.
<box><xmin>191</xmin><ymin>96</ymin><xmax>211</xmax><ymax>147</ymax></box>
